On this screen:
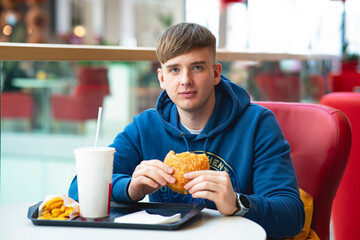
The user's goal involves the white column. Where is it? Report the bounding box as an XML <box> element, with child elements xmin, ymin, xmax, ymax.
<box><xmin>92</xmin><ymin>0</ymin><xmax>104</xmax><ymax>40</ymax></box>
<box><xmin>118</xmin><ymin>0</ymin><xmax>136</xmax><ymax>46</ymax></box>
<box><xmin>104</xmin><ymin>0</ymin><xmax>121</xmax><ymax>45</ymax></box>
<box><xmin>55</xmin><ymin>0</ymin><xmax>71</xmax><ymax>36</ymax></box>
<box><xmin>83</xmin><ymin>0</ymin><xmax>104</xmax><ymax>44</ymax></box>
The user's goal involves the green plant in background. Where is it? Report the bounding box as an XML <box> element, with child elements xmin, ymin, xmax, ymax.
<box><xmin>157</xmin><ymin>12</ymin><xmax>174</xmax><ymax>28</ymax></box>
<box><xmin>342</xmin><ymin>42</ymin><xmax>359</xmax><ymax>63</ymax></box>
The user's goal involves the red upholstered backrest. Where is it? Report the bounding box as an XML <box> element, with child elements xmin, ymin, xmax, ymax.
<box><xmin>51</xmin><ymin>66</ymin><xmax>110</xmax><ymax>121</ymax></box>
<box><xmin>255</xmin><ymin>101</ymin><xmax>351</xmax><ymax>240</ymax></box>
<box><xmin>76</xmin><ymin>67</ymin><xmax>109</xmax><ymax>85</ymax></box>
<box><xmin>328</xmin><ymin>72</ymin><xmax>360</xmax><ymax>92</ymax></box>
<box><xmin>1</xmin><ymin>92</ymin><xmax>34</xmax><ymax>118</ymax></box>
<box><xmin>51</xmin><ymin>84</ymin><xmax>110</xmax><ymax>121</ymax></box>
<box><xmin>73</xmin><ymin>84</ymin><xmax>110</xmax><ymax>98</ymax></box>
<box><xmin>320</xmin><ymin>92</ymin><xmax>360</xmax><ymax>240</ymax></box>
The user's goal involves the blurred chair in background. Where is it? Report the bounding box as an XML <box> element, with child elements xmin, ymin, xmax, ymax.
<box><xmin>51</xmin><ymin>67</ymin><xmax>109</xmax><ymax>134</ymax></box>
<box><xmin>255</xmin><ymin>101</ymin><xmax>351</xmax><ymax>240</ymax></box>
<box><xmin>254</xmin><ymin>73</ymin><xmax>300</xmax><ymax>102</ymax></box>
<box><xmin>1</xmin><ymin>92</ymin><xmax>34</xmax><ymax>131</ymax></box>
<box><xmin>319</xmin><ymin>92</ymin><xmax>360</xmax><ymax>240</ymax></box>
<box><xmin>340</xmin><ymin>61</ymin><xmax>358</xmax><ymax>72</ymax></box>
<box><xmin>75</xmin><ymin>66</ymin><xmax>108</xmax><ymax>85</ymax></box>
<box><xmin>328</xmin><ymin>71</ymin><xmax>360</xmax><ymax>92</ymax></box>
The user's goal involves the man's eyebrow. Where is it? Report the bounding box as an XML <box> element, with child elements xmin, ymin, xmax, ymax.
<box><xmin>165</xmin><ymin>64</ymin><xmax>180</xmax><ymax>69</ymax></box>
<box><xmin>190</xmin><ymin>61</ymin><xmax>207</xmax><ymax>65</ymax></box>
<box><xmin>164</xmin><ymin>61</ymin><xmax>207</xmax><ymax>69</ymax></box>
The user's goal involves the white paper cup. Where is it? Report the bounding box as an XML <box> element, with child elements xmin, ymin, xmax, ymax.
<box><xmin>74</xmin><ymin>146</ymin><xmax>115</xmax><ymax>218</ymax></box>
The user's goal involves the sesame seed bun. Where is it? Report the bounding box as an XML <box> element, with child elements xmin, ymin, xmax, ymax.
<box><xmin>164</xmin><ymin>150</ymin><xmax>210</xmax><ymax>194</ymax></box>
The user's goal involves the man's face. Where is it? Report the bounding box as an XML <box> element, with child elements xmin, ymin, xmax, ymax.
<box><xmin>157</xmin><ymin>48</ymin><xmax>222</xmax><ymax>115</ymax></box>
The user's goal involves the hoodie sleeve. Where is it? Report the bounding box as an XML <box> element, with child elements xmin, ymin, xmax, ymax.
<box><xmin>244</xmin><ymin>108</ymin><xmax>305</xmax><ymax>238</ymax></box>
<box><xmin>68</xmin><ymin>118</ymin><xmax>143</xmax><ymax>203</ymax></box>
<box><xmin>109</xmin><ymin>119</ymin><xmax>144</xmax><ymax>202</ymax></box>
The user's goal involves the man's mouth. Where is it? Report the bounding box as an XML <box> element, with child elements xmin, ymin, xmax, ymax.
<box><xmin>180</xmin><ymin>90</ymin><xmax>197</xmax><ymax>98</ymax></box>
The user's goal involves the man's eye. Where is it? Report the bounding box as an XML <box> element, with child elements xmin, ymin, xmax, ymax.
<box><xmin>170</xmin><ymin>68</ymin><xmax>179</xmax><ymax>73</ymax></box>
<box><xmin>193</xmin><ymin>65</ymin><xmax>203</xmax><ymax>71</ymax></box>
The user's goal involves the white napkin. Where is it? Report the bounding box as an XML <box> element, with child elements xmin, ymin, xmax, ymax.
<box><xmin>114</xmin><ymin>210</ymin><xmax>181</xmax><ymax>224</ymax></box>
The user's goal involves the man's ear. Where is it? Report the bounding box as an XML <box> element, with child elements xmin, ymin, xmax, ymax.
<box><xmin>157</xmin><ymin>68</ymin><xmax>166</xmax><ymax>90</ymax></box>
<box><xmin>214</xmin><ymin>63</ymin><xmax>222</xmax><ymax>86</ymax></box>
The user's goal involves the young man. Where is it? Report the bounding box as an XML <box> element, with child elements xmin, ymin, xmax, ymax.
<box><xmin>69</xmin><ymin>22</ymin><xmax>304</xmax><ymax>238</ymax></box>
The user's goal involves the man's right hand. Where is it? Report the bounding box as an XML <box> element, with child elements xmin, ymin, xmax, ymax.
<box><xmin>127</xmin><ymin>160</ymin><xmax>175</xmax><ymax>201</ymax></box>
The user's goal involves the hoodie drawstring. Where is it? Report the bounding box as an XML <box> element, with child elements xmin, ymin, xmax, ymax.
<box><xmin>203</xmin><ymin>138</ymin><xmax>209</xmax><ymax>154</ymax></box>
<box><xmin>180</xmin><ymin>133</ymin><xmax>190</xmax><ymax>152</ymax></box>
<box><xmin>181</xmin><ymin>132</ymin><xmax>209</xmax><ymax>155</ymax></box>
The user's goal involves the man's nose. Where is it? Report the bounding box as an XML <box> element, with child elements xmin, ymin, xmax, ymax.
<box><xmin>180</xmin><ymin>70</ymin><xmax>192</xmax><ymax>86</ymax></box>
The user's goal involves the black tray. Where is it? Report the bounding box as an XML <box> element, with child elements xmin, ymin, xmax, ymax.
<box><xmin>28</xmin><ymin>201</ymin><xmax>205</xmax><ymax>230</ymax></box>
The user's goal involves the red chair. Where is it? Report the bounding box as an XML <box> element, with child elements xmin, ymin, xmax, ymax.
<box><xmin>341</xmin><ymin>61</ymin><xmax>358</xmax><ymax>72</ymax></box>
<box><xmin>255</xmin><ymin>101</ymin><xmax>351</xmax><ymax>240</ymax></box>
<box><xmin>51</xmin><ymin>67</ymin><xmax>109</xmax><ymax>133</ymax></box>
<box><xmin>1</xmin><ymin>92</ymin><xmax>34</xmax><ymax>131</ymax></box>
<box><xmin>76</xmin><ymin>66</ymin><xmax>109</xmax><ymax>85</ymax></box>
<box><xmin>254</xmin><ymin>73</ymin><xmax>300</xmax><ymax>102</ymax></box>
<box><xmin>328</xmin><ymin>71</ymin><xmax>360</xmax><ymax>92</ymax></box>
<box><xmin>319</xmin><ymin>92</ymin><xmax>360</xmax><ymax>240</ymax></box>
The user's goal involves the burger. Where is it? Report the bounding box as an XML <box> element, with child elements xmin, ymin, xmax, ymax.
<box><xmin>164</xmin><ymin>150</ymin><xmax>210</xmax><ymax>194</ymax></box>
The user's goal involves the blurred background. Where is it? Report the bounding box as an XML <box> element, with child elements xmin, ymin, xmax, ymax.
<box><xmin>0</xmin><ymin>0</ymin><xmax>359</xmax><ymax>210</ymax></box>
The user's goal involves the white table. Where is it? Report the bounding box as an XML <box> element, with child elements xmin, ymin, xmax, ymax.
<box><xmin>0</xmin><ymin>203</ymin><xmax>266</xmax><ymax>240</ymax></box>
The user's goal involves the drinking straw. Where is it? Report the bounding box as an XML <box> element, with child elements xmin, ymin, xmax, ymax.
<box><xmin>94</xmin><ymin>107</ymin><xmax>103</xmax><ymax>148</ymax></box>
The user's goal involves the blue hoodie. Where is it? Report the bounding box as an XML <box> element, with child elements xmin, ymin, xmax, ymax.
<box><xmin>69</xmin><ymin>76</ymin><xmax>304</xmax><ymax>238</ymax></box>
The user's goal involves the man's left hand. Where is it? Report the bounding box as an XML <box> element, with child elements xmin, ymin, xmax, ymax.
<box><xmin>184</xmin><ymin>170</ymin><xmax>237</xmax><ymax>215</ymax></box>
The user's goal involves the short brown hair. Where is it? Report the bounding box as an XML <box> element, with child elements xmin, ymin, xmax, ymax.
<box><xmin>156</xmin><ymin>22</ymin><xmax>216</xmax><ymax>64</ymax></box>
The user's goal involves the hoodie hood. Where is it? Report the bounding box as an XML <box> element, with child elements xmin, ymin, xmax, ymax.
<box><xmin>156</xmin><ymin>75</ymin><xmax>250</xmax><ymax>141</ymax></box>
